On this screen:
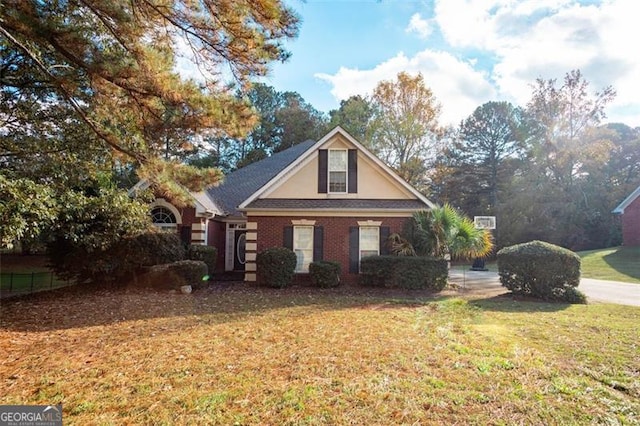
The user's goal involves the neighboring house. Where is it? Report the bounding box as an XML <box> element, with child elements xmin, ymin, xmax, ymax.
<box><xmin>137</xmin><ymin>127</ymin><xmax>435</xmax><ymax>283</ymax></box>
<box><xmin>613</xmin><ymin>185</ymin><xmax>640</xmax><ymax>246</ymax></box>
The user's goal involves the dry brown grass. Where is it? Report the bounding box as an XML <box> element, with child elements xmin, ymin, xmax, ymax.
<box><xmin>1</xmin><ymin>283</ymin><xmax>638</xmax><ymax>425</ymax></box>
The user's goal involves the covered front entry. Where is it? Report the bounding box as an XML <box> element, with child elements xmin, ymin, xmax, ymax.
<box><xmin>225</xmin><ymin>222</ymin><xmax>247</xmax><ymax>271</ymax></box>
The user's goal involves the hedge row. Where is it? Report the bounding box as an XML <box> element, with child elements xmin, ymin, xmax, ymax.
<box><xmin>359</xmin><ymin>255</ymin><xmax>448</xmax><ymax>291</ymax></box>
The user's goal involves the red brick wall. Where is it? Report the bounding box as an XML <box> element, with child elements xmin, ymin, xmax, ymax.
<box><xmin>622</xmin><ymin>196</ymin><xmax>640</xmax><ymax>246</ymax></box>
<box><xmin>249</xmin><ymin>215</ymin><xmax>412</xmax><ymax>284</ymax></box>
<box><xmin>179</xmin><ymin>207</ymin><xmax>197</xmax><ymax>226</ymax></box>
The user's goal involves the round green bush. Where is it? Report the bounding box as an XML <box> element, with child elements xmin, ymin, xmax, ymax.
<box><xmin>187</xmin><ymin>244</ymin><xmax>217</xmax><ymax>277</ymax></box>
<box><xmin>256</xmin><ymin>247</ymin><xmax>297</xmax><ymax>288</ymax></box>
<box><xmin>497</xmin><ymin>240</ymin><xmax>583</xmax><ymax>303</ymax></box>
<box><xmin>309</xmin><ymin>260</ymin><xmax>341</xmax><ymax>288</ymax></box>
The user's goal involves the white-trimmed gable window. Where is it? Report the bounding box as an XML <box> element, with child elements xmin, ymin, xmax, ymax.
<box><xmin>359</xmin><ymin>226</ymin><xmax>380</xmax><ymax>262</ymax></box>
<box><xmin>151</xmin><ymin>206</ymin><xmax>177</xmax><ymax>231</ymax></box>
<box><xmin>293</xmin><ymin>225</ymin><xmax>314</xmax><ymax>272</ymax></box>
<box><xmin>328</xmin><ymin>149</ymin><xmax>347</xmax><ymax>193</ymax></box>
<box><xmin>150</xmin><ymin>199</ymin><xmax>181</xmax><ymax>232</ymax></box>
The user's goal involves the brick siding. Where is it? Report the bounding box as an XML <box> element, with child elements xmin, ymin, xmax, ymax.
<box><xmin>248</xmin><ymin>215</ymin><xmax>412</xmax><ymax>284</ymax></box>
<box><xmin>622</xmin><ymin>196</ymin><xmax>640</xmax><ymax>246</ymax></box>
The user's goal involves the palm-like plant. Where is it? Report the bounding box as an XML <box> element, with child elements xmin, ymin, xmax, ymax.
<box><xmin>391</xmin><ymin>204</ymin><xmax>493</xmax><ymax>260</ymax></box>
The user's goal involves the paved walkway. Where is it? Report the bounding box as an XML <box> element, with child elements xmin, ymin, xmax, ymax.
<box><xmin>448</xmin><ymin>270</ymin><xmax>640</xmax><ymax>306</ymax></box>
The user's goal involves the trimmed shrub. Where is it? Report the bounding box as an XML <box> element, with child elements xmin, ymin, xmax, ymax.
<box><xmin>167</xmin><ymin>260</ymin><xmax>209</xmax><ymax>289</ymax></box>
<box><xmin>141</xmin><ymin>260</ymin><xmax>208</xmax><ymax>290</ymax></box>
<box><xmin>497</xmin><ymin>240</ymin><xmax>585</xmax><ymax>303</ymax></box>
<box><xmin>47</xmin><ymin>230</ymin><xmax>185</xmax><ymax>284</ymax></box>
<box><xmin>118</xmin><ymin>231</ymin><xmax>185</xmax><ymax>269</ymax></box>
<box><xmin>359</xmin><ymin>255</ymin><xmax>448</xmax><ymax>291</ymax></box>
<box><xmin>256</xmin><ymin>247</ymin><xmax>297</xmax><ymax>288</ymax></box>
<box><xmin>187</xmin><ymin>244</ymin><xmax>217</xmax><ymax>277</ymax></box>
<box><xmin>309</xmin><ymin>260</ymin><xmax>341</xmax><ymax>288</ymax></box>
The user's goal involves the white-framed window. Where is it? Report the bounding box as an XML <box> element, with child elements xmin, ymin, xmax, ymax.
<box><xmin>151</xmin><ymin>206</ymin><xmax>178</xmax><ymax>231</ymax></box>
<box><xmin>359</xmin><ymin>226</ymin><xmax>379</xmax><ymax>263</ymax></box>
<box><xmin>293</xmin><ymin>225</ymin><xmax>314</xmax><ymax>272</ymax></box>
<box><xmin>328</xmin><ymin>149</ymin><xmax>347</xmax><ymax>193</ymax></box>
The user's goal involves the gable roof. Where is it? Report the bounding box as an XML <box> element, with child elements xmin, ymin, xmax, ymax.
<box><xmin>613</xmin><ymin>184</ymin><xmax>640</xmax><ymax>214</ymax></box>
<box><xmin>206</xmin><ymin>139</ymin><xmax>316</xmax><ymax>216</ymax></box>
<box><xmin>238</xmin><ymin>126</ymin><xmax>435</xmax><ymax>211</ymax></box>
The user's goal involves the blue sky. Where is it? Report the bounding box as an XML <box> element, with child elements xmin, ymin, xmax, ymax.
<box><xmin>261</xmin><ymin>0</ymin><xmax>640</xmax><ymax>127</ymax></box>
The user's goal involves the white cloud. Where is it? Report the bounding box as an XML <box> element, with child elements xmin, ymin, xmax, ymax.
<box><xmin>315</xmin><ymin>50</ymin><xmax>495</xmax><ymax>126</ymax></box>
<box><xmin>432</xmin><ymin>0</ymin><xmax>640</xmax><ymax>125</ymax></box>
<box><xmin>310</xmin><ymin>0</ymin><xmax>640</xmax><ymax>127</ymax></box>
<box><xmin>406</xmin><ymin>13</ymin><xmax>433</xmax><ymax>39</ymax></box>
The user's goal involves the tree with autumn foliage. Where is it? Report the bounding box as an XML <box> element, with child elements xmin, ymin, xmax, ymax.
<box><xmin>0</xmin><ymin>0</ymin><xmax>299</xmax><ymax>247</ymax></box>
<box><xmin>328</xmin><ymin>95</ymin><xmax>375</xmax><ymax>142</ymax></box>
<box><xmin>367</xmin><ymin>72</ymin><xmax>442</xmax><ymax>190</ymax></box>
<box><xmin>508</xmin><ymin>70</ymin><xmax>617</xmax><ymax>249</ymax></box>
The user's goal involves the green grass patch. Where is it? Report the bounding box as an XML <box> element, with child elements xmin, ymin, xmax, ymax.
<box><xmin>1</xmin><ymin>286</ymin><xmax>638</xmax><ymax>424</ymax></box>
<box><xmin>579</xmin><ymin>246</ymin><xmax>640</xmax><ymax>284</ymax></box>
<box><xmin>0</xmin><ymin>255</ymin><xmax>72</xmax><ymax>295</ymax></box>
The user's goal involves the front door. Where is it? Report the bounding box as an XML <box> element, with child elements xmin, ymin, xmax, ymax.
<box><xmin>234</xmin><ymin>230</ymin><xmax>247</xmax><ymax>271</ymax></box>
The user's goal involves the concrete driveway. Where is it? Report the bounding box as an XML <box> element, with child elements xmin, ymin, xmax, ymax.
<box><xmin>448</xmin><ymin>270</ymin><xmax>640</xmax><ymax>306</ymax></box>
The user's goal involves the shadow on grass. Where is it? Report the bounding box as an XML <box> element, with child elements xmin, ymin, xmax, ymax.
<box><xmin>470</xmin><ymin>294</ymin><xmax>575</xmax><ymax>313</ymax></box>
<box><xmin>603</xmin><ymin>246</ymin><xmax>640</xmax><ymax>280</ymax></box>
<box><xmin>0</xmin><ymin>280</ymin><xmax>454</xmax><ymax>332</ymax></box>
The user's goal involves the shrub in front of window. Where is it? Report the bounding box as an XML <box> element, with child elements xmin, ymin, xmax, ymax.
<box><xmin>497</xmin><ymin>240</ymin><xmax>585</xmax><ymax>303</ymax></box>
<box><xmin>359</xmin><ymin>256</ymin><xmax>448</xmax><ymax>291</ymax></box>
<box><xmin>256</xmin><ymin>247</ymin><xmax>297</xmax><ymax>288</ymax></box>
<box><xmin>187</xmin><ymin>244</ymin><xmax>217</xmax><ymax>277</ymax></box>
<box><xmin>309</xmin><ymin>260</ymin><xmax>341</xmax><ymax>288</ymax></box>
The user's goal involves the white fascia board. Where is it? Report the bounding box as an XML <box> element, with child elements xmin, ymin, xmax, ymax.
<box><xmin>238</xmin><ymin>127</ymin><xmax>343</xmax><ymax>209</ymax></box>
<box><xmin>612</xmin><ymin>185</ymin><xmax>640</xmax><ymax>214</ymax></box>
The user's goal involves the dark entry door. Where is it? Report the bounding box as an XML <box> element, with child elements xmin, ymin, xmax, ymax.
<box><xmin>234</xmin><ymin>230</ymin><xmax>247</xmax><ymax>271</ymax></box>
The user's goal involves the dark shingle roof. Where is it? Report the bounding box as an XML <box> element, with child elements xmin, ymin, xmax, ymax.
<box><xmin>245</xmin><ymin>198</ymin><xmax>429</xmax><ymax>210</ymax></box>
<box><xmin>206</xmin><ymin>139</ymin><xmax>316</xmax><ymax>216</ymax></box>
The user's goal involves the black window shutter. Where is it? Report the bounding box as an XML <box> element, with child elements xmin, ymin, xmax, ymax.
<box><xmin>349</xmin><ymin>226</ymin><xmax>359</xmax><ymax>273</ymax></box>
<box><xmin>348</xmin><ymin>149</ymin><xmax>358</xmax><ymax>193</ymax></box>
<box><xmin>379</xmin><ymin>226</ymin><xmax>390</xmax><ymax>255</ymax></box>
<box><xmin>283</xmin><ymin>226</ymin><xmax>293</xmax><ymax>250</ymax></box>
<box><xmin>318</xmin><ymin>150</ymin><xmax>328</xmax><ymax>193</ymax></box>
<box><xmin>313</xmin><ymin>226</ymin><xmax>324</xmax><ymax>261</ymax></box>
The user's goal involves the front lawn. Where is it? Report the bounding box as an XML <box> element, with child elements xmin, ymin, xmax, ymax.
<box><xmin>579</xmin><ymin>246</ymin><xmax>640</xmax><ymax>284</ymax></box>
<box><xmin>1</xmin><ymin>284</ymin><xmax>638</xmax><ymax>424</ymax></box>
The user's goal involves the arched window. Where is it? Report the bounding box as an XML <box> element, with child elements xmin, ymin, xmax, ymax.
<box><xmin>150</xmin><ymin>204</ymin><xmax>179</xmax><ymax>231</ymax></box>
<box><xmin>151</xmin><ymin>206</ymin><xmax>177</xmax><ymax>224</ymax></box>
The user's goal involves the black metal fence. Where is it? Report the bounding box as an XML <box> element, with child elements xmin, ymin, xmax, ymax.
<box><xmin>0</xmin><ymin>272</ymin><xmax>72</xmax><ymax>297</ymax></box>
